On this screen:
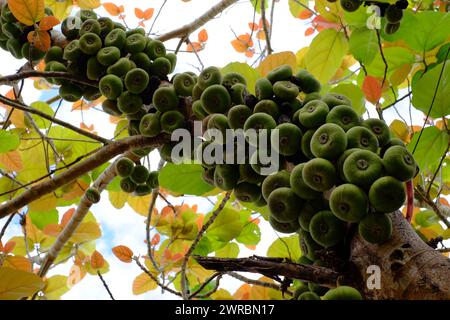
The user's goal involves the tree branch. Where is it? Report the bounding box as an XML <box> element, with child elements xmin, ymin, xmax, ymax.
<box><xmin>180</xmin><ymin>192</ymin><xmax>231</xmax><ymax>299</ymax></box>
<box><xmin>227</xmin><ymin>271</ymin><xmax>292</xmax><ymax>296</ymax></box>
<box><xmin>156</xmin><ymin>0</ymin><xmax>239</xmax><ymax>42</ymax></box>
<box><xmin>0</xmin><ymin>71</ymin><xmax>98</xmax><ymax>88</ymax></box>
<box><xmin>0</xmin><ymin>134</ymin><xmax>169</xmax><ymax>221</ymax></box>
<box><xmin>194</xmin><ymin>256</ymin><xmax>344</xmax><ymax>288</ymax></box>
<box><xmin>261</xmin><ymin>0</ymin><xmax>273</xmax><ymax>55</ymax></box>
<box><xmin>97</xmin><ymin>271</ymin><xmax>115</xmax><ymax>300</ymax></box>
<box><xmin>0</xmin><ymin>94</ymin><xmax>110</xmax><ymax>144</ymax></box>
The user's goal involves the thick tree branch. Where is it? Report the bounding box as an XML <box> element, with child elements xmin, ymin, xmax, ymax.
<box><xmin>0</xmin><ymin>71</ymin><xmax>98</xmax><ymax>88</ymax></box>
<box><xmin>156</xmin><ymin>0</ymin><xmax>239</xmax><ymax>42</ymax></box>
<box><xmin>0</xmin><ymin>94</ymin><xmax>110</xmax><ymax>144</ymax></box>
<box><xmin>0</xmin><ymin>134</ymin><xmax>169</xmax><ymax>221</ymax></box>
<box><xmin>195</xmin><ymin>256</ymin><xmax>343</xmax><ymax>288</ymax></box>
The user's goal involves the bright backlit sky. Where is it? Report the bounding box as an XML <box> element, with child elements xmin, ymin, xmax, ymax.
<box><xmin>0</xmin><ymin>0</ymin><xmax>421</xmax><ymax>300</ymax></box>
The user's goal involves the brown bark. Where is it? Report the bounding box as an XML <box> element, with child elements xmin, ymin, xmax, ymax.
<box><xmin>196</xmin><ymin>212</ymin><xmax>450</xmax><ymax>300</ymax></box>
<box><xmin>350</xmin><ymin>211</ymin><xmax>450</xmax><ymax>300</ymax></box>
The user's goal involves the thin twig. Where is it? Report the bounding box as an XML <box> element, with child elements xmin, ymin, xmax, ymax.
<box><xmin>0</xmin><ymin>71</ymin><xmax>97</xmax><ymax>88</ymax></box>
<box><xmin>260</xmin><ymin>0</ymin><xmax>273</xmax><ymax>55</ymax></box>
<box><xmin>133</xmin><ymin>258</ymin><xmax>182</xmax><ymax>297</ymax></box>
<box><xmin>97</xmin><ymin>271</ymin><xmax>115</xmax><ymax>300</ymax></box>
<box><xmin>156</xmin><ymin>0</ymin><xmax>239</xmax><ymax>42</ymax></box>
<box><xmin>227</xmin><ymin>271</ymin><xmax>292</xmax><ymax>296</ymax></box>
<box><xmin>188</xmin><ymin>272</ymin><xmax>222</xmax><ymax>299</ymax></box>
<box><xmin>415</xmin><ymin>186</ymin><xmax>450</xmax><ymax>228</ymax></box>
<box><xmin>0</xmin><ymin>212</ymin><xmax>16</xmax><ymax>244</ymax></box>
<box><xmin>180</xmin><ymin>192</ymin><xmax>232</xmax><ymax>299</ymax></box>
<box><xmin>148</xmin><ymin>0</ymin><xmax>168</xmax><ymax>35</ymax></box>
<box><xmin>0</xmin><ymin>94</ymin><xmax>110</xmax><ymax>145</ymax></box>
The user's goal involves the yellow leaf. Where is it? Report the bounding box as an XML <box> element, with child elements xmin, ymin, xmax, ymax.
<box><xmin>0</xmin><ymin>151</ymin><xmax>23</xmax><ymax>172</ymax></box>
<box><xmin>3</xmin><ymin>256</ymin><xmax>32</xmax><ymax>272</ymax></box>
<box><xmin>389</xmin><ymin>119</ymin><xmax>410</xmax><ymax>143</ymax></box>
<box><xmin>0</xmin><ymin>267</ymin><xmax>44</xmax><ymax>300</ymax></box>
<box><xmin>109</xmin><ymin>191</ymin><xmax>128</xmax><ymax>209</ymax></box>
<box><xmin>70</xmin><ymin>222</ymin><xmax>101</xmax><ymax>243</ymax></box>
<box><xmin>45</xmin><ymin>0</ymin><xmax>72</xmax><ymax>20</ymax></box>
<box><xmin>296</xmin><ymin>47</ymin><xmax>309</xmax><ymax>70</ymax></box>
<box><xmin>8</xmin><ymin>0</ymin><xmax>45</xmax><ymax>26</ymax></box>
<box><xmin>210</xmin><ymin>289</ymin><xmax>234</xmax><ymax>300</ymax></box>
<box><xmin>257</xmin><ymin>51</ymin><xmax>297</xmax><ymax>77</ymax></box>
<box><xmin>44</xmin><ymin>275</ymin><xmax>69</xmax><ymax>300</ymax></box>
<box><xmin>28</xmin><ymin>192</ymin><xmax>57</xmax><ymax>212</ymax></box>
<box><xmin>249</xmin><ymin>277</ymin><xmax>283</xmax><ymax>300</ymax></box>
<box><xmin>127</xmin><ymin>194</ymin><xmax>153</xmax><ymax>216</ymax></box>
<box><xmin>76</xmin><ymin>0</ymin><xmax>101</xmax><ymax>9</ymax></box>
<box><xmin>132</xmin><ymin>272</ymin><xmax>157</xmax><ymax>295</ymax></box>
<box><xmin>25</xmin><ymin>216</ymin><xmax>47</xmax><ymax>244</ymax></box>
<box><xmin>390</xmin><ymin>63</ymin><xmax>412</xmax><ymax>87</ymax></box>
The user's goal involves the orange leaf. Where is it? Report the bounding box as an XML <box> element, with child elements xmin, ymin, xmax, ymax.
<box><xmin>61</xmin><ymin>208</ymin><xmax>75</xmax><ymax>227</ymax></box>
<box><xmin>186</xmin><ymin>41</ymin><xmax>202</xmax><ymax>52</ymax></box>
<box><xmin>39</xmin><ymin>16</ymin><xmax>60</xmax><ymax>31</ymax></box>
<box><xmin>248</xmin><ymin>22</ymin><xmax>258</xmax><ymax>31</ymax></box>
<box><xmin>4</xmin><ymin>255</ymin><xmax>32</xmax><ymax>272</ymax></box>
<box><xmin>8</xmin><ymin>0</ymin><xmax>45</xmax><ymax>26</ymax></box>
<box><xmin>27</xmin><ymin>30</ymin><xmax>51</xmax><ymax>52</ymax></box>
<box><xmin>233</xmin><ymin>283</ymin><xmax>251</xmax><ymax>300</ymax></box>
<box><xmin>198</xmin><ymin>29</ymin><xmax>208</xmax><ymax>43</ymax></box>
<box><xmin>245</xmin><ymin>49</ymin><xmax>255</xmax><ymax>58</ymax></box>
<box><xmin>305</xmin><ymin>27</ymin><xmax>315</xmax><ymax>36</ymax></box>
<box><xmin>43</xmin><ymin>224</ymin><xmax>64</xmax><ymax>237</ymax></box>
<box><xmin>258</xmin><ymin>18</ymin><xmax>270</xmax><ymax>30</ymax></box>
<box><xmin>90</xmin><ymin>250</ymin><xmax>105</xmax><ymax>270</ymax></box>
<box><xmin>362</xmin><ymin>76</ymin><xmax>383</xmax><ymax>104</ymax></box>
<box><xmin>3</xmin><ymin>241</ymin><xmax>16</xmax><ymax>254</ymax></box>
<box><xmin>256</xmin><ymin>30</ymin><xmax>266</xmax><ymax>40</ymax></box>
<box><xmin>298</xmin><ymin>9</ymin><xmax>313</xmax><ymax>20</ymax></box>
<box><xmin>151</xmin><ymin>234</ymin><xmax>160</xmax><ymax>246</ymax></box>
<box><xmin>439</xmin><ymin>198</ymin><xmax>449</xmax><ymax>206</ymax></box>
<box><xmin>231</xmin><ymin>33</ymin><xmax>253</xmax><ymax>53</ymax></box>
<box><xmin>135</xmin><ymin>8</ymin><xmax>154</xmax><ymax>20</ymax></box>
<box><xmin>112</xmin><ymin>245</ymin><xmax>134</xmax><ymax>263</ymax></box>
<box><xmin>103</xmin><ymin>2</ymin><xmax>124</xmax><ymax>16</ymax></box>
<box><xmin>0</xmin><ymin>151</ymin><xmax>23</xmax><ymax>172</ymax></box>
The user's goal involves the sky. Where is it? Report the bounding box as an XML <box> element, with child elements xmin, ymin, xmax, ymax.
<box><xmin>0</xmin><ymin>0</ymin><xmax>431</xmax><ymax>300</ymax></box>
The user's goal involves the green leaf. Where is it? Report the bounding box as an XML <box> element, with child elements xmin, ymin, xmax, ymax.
<box><xmin>44</xmin><ymin>275</ymin><xmax>70</xmax><ymax>300</ymax></box>
<box><xmin>236</xmin><ymin>221</ymin><xmax>261</xmax><ymax>246</ymax></box>
<box><xmin>415</xmin><ymin>210</ymin><xmax>440</xmax><ymax>228</ymax></box>
<box><xmin>330</xmin><ymin>83</ymin><xmax>366</xmax><ymax>115</ymax></box>
<box><xmin>365</xmin><ymin>47</ymin><xmax>415</xmax><ymax>78</ymax></box>
<box><xmin>267</xmin><ymin>235</ymin><xmax>301</xmax><ymax>261</ymax></box>
<box><xmin>250</xmin><ymin>0</ymin><xmax>267</xmax><ymax>14</ymax></box>
<box><xmin>159</xmin><ymin>163</ymin><xmax>214</xmax><ymax>196</ymax></box>
<box><xmin>384</xmin><ymin>11</ymin><xmax>450</xmax><ymax>52</ymax></box>
<box><xmin>0</xmin><ymin>131</ymin><xmax>20</xmax><ymax>153</ymax></box>
<box><xmin>305</xmin><ymin>29</ymin><xmax>348</xmax><ymax>83</ymax></box>
<box><xmin>29</xmin><ymin>209</ymin><xmax>58</xmax><ymax>230</ymax></box>
<box><xmin>407</xmin><ymin>127</ymin><xmax>449</xmax><ymax>171</ymax></box>
<box><xmin>412</xmin><ymin>60</ymin><xmax>450</xmax><ymax>119</ymax></box>
<box><xmin>206</xmin><ymin>207</ymin><xmax>243</xmax><ymax>242</ymax></box>
<box><xmin>349</xmin><ymin>28</ymin><xmax>378</xmax><ymax>65</ymax></box>
<box><xmin>343</xmin><ymin>6</ymin><xmax>371</xmax><ymax>28</ymax></box>
<box><xmin>29</xmin><ymin>102</ymin><xmax>53</xmax><ymax>129</ymax></box>
<box><xmin>194</xmin><ymin>236</ymin><xmax>227</xmax><ymax>256</ymax></box>
<box><xmin>221</xmin><ymin>62</ymin><xmax>260</xmax><ymax>95</ymax></box>
<box><xmin>242</xmin><ymin>201</ymin><xmax>270</xmax><ymax>220</ymax></box>
<box><xmin>288</xmin><ymin>0</ymin><xmax>308</xmax><ymax>18</ymax></box>
<box><xmin>0</xmin><ymin>177</ymin><xmax>19</xmax><ymax>202</ymax></box>
<box><xmin>215</xmin><ymin>242</ymin><xmax>240</xmax><ymax>258</ymax></box>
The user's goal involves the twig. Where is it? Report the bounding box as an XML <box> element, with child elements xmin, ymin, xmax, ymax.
<box><xmin>426</xmin><ymin>143</ymin><xmax>450</xmax><ymax>196</ymax></box>
<box><xmin>0</xmin><ymin>94</ymin><xmax>110</xmax><ymax>145</ymax></box>
<box><xmin>438</xmin><ymin>248</ymin><xmax>450</xmax><ymax>253</ymax></box>
<box><xmin>148</xmin><ymin>0</ymin><xmax>168</xmax><ymax>35</ymax></box>
<box><xmin>415</xmin><ymin>186</ymin><xmax>450</xmax><ymax>228</ymax></box>
<box><xmin>0</xmin><ymin>212</ymin><xmax>16</xmax><ymax>244</ymax></box>
<box><xmin>0</xmin><ymin>134</ymin><xmax>168</xmax><ymax>220</ymax></box>
<box><xmin>156</xmin><ymin>0</ymin><xmax>239</xmax><ymax>42</ymax></box>
<box><xmin>180</xmin><ymin>192</ymin><xmax>232</xmax><ymax>299</ymax></box>
<box><xmin>227</xmin><ymin>271</ymin><xmax>292</xmax><ymax>296</ymax></box>
<box><xmin>185</xmin><ymin>38</ymin><xmax>204</xmax><ymax>70</ymax></box>
<box><xmin>133</xmin><ymin>258</ymin><xmax>182</xmax><ymax>297</ymax></box>
<box><xmin>383</xmin><ymin>92</ymin><xmax>412</xmax><ymax>110</ymax></box>
<box><xmin>188</xmin><ymin>272</ymin><xmax>222</xmax><ymax>299</ymax></box>
<box><xmin>195</xmin><ymin>256</ymin><xmax>344</xmax><ymax>288</ymax></box>
<box><xmin>260</xmin><ymin>0</ymin><xmax>273</xmax><ymax>55</ymax></box>
<box><xmin>0</xmin><ymin>71</ymin><xmax>97</xmax><ymax>88</ymax></box>
<box><xmin>97</xmin><ymin>271</ymin><xmax>115</xmax><ymax>300</ymax></box>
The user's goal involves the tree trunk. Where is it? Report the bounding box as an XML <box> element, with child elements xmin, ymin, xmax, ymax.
<box><xmin>350</xmin><ymin>211</ymin><xmax>450</xmax><ymax>299</ymax></box>
<box><xmin>197</xmin><ymin>211</ymin><xmax>450</xmax><ymax>300</ymax></box>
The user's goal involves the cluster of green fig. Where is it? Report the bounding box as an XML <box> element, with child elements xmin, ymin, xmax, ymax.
<box><xmin>0</xmin><ymin>4</ymin><xmax>54</xmax><ymax>61</ymax></box>
<box><xmin>115</xmin><ymin>157</ymin><xmax>160</xmax><ymax>196</ymax></box>
<box><xmin>294</xmin><ymin>284</ymin><xmax>362</xmax><ymax>300</ymax></box>
<box><xmin>45</xmin><ymin>9</ymin><xmax>176</xmax><ymax>112</ymax></box>
<box><xmin>327</xmin><ymin>0</ymin><xmax>407</xmax><ymax>34</ymax></box>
